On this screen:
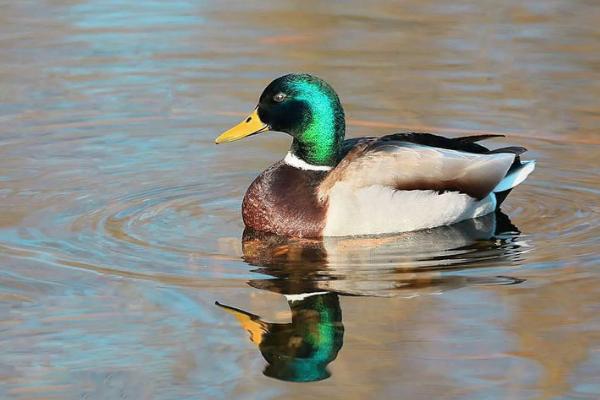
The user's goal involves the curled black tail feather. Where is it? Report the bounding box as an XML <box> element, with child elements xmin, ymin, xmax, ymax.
<box><xmin>454</xmin><ymin>134</ymin><xmax>505</xmax><ymax>144</ymax></box>
<box><xmin>488</xmin><ymin>146</ymin><xmax>527</xmax><ymax>155</ymax></box>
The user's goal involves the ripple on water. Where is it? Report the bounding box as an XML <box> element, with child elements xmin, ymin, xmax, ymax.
<box><xmin>502</xmin><ymin>139</ymin><xmax>600</xmax><ymax>265</ymax></box>
<box><xmin>1</xmin><ymin>180</ymin><xmax>250</xmax><ymax>287</ymax></box>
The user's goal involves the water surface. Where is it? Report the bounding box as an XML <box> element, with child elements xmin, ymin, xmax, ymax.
<box><xmin>1</xmin><ymin>0</ymin><xmax>599</xmax><ymax>399</ymax></box>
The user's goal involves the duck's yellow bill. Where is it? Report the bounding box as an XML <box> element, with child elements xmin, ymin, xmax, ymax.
<box><xmin>215</xmin><ymin>109</ymin><xmax>269</xmax><ymax>144</ymax></box>
<box><xmin>215</xmin><ymin>301</ymin><xmax>266</xmax><ymax>345</ymax></box>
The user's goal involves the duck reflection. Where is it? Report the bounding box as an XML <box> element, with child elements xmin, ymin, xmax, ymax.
<box><xmin>216</xmin><ymin>293</ymin><xmax>343</xmax><ymax>382</ymax></box>
<box><xmin>217</xmin><ymin>211</ymin><xmax>525</xmax><ymax>382</ymax></box>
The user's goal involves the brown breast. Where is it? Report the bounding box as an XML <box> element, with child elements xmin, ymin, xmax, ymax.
<box><xmin>242</xmin><ymin>162</ymin><xmax>329</xmax><ymax>238</ymax></box>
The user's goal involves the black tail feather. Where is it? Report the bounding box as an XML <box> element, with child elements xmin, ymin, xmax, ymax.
<box><xmin>488</xmin><ymin>146</ymin><xmax>527</xmax><ymax>155</ymax></box>
<box><xmin>454</xmin><ymin>134</ymin><xmax>505</xmax><ymax>144</ymax></box>
<box><xmin>494</xmin><ymin>189</ymin><xmax>512</xmax><ymax>208</ymax></box>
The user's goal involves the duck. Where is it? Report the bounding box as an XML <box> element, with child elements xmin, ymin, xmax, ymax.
<box><xmin>215</xmin><ymin>73</ymin><xmax>535</xmax><ymax>238</ymax></box>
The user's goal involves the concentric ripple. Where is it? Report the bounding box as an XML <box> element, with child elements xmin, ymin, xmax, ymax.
<box><xmin>82</xmin><ymin>183</ymin><xmax>232</xmax><ymax>255</ymax></box>
<box><xmin>500</xmin><ymin>138</ymin><xmax>600</xmax><ymax>268</ymax></box>
<box><xmin>1</xmin><ymin>177</ymin><xmax>252</xmax><ymax>286</ymax></box>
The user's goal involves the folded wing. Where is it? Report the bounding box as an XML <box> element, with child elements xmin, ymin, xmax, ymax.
<box><xmin>319</xmin><ymin>138</ymin><xmax>516</xmax><ymax>201</ymax></box>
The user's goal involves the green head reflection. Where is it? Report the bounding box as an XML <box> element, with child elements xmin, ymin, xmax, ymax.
<box><xmin>216</xmin><ymin>292</ymin><xmax>344</xmax><ymax>382</ymax></box>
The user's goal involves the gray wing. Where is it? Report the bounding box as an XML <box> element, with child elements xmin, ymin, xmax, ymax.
<box><xmin>320</xmin><ymin>140</ymin><xmax>516</xmax><ymax>200</ymax></box>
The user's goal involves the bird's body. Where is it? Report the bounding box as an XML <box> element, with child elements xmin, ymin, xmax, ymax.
<box><xmin>216</xmin><ymin>74</ymin><xmax>535</xmax><ymax>238</ymax></box>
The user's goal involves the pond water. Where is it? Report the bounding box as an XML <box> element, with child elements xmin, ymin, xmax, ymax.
<box><xmin>1</xmin><ymin>0</ymin><xmax>599</xmax><ymax>399</ymax></box>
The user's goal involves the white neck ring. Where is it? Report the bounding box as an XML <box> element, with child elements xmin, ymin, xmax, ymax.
<box><xmin>283</xmin><ymin>152</ymin><xmax>333</xmax><ymax>171</ymax></box>
<box><xmin>284</xmin><ymin>292</ymin><xmax>329</xmax><ymax>302</ymax></box>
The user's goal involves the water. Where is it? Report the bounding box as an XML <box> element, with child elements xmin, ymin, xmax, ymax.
<box><xmin>1</xmin><ymin>0</ymin><xmax>599</xmax><ymax>398</ymax></box>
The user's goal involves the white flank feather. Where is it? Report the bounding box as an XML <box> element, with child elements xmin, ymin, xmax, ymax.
<box><xmin>323</xmin><ymin>183</ymin><xmax>497</xmax><ymax>237</ymax></box>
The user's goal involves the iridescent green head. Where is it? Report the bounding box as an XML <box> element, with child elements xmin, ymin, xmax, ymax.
<box><xmin>215</xmin><ymin>74</ymin><xmax>346</xmax><ymax>167</ymax></box>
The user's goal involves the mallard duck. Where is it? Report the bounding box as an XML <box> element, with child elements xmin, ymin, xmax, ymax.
<box><xmin>216</xmin><ymin>74</ymin><xmax>535</xmax><ymax>237</ymax></box>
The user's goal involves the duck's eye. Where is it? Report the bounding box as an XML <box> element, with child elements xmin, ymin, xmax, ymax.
<box><xmin>273</xmin><ymin>92</ymin><xmax>287</xmax><ymax>103</ymax></box>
